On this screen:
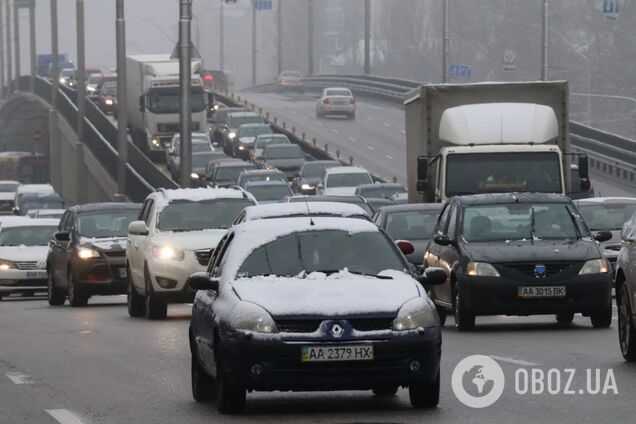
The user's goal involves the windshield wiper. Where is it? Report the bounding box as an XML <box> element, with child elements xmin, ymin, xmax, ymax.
<box><xmin>309</xmin><ymin>269</ymin><xmax>393</xmax><ymax>279</ymax></box>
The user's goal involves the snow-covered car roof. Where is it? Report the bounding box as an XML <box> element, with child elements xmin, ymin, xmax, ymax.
<box><xmin>225</xmin><ymin>217</ymin><xmax>380</xmax><ymax>277</ymax></box>
<box><xmin>324</xmin><ymin>166</ymin><xmax>370</xmax><ymax>176</ymax></box>
<box><xmin>575</xmin><ymin>197</ymin><xmax>636</xmax><ymax>205</ymax></box>
<box><xmin>1</xmin><ymin>218</ymin><xmax>59</xmax><ymax>228</ymax></box>
<box><xmin>0</xmin><ymin>216</ymin><xmax>30</xmax><ymax>225</ymax></box>
<box><xmin>240</xmin><ymin>202</ymin><xmax>369</xmax><ymax>222</ymax></box>
<box><xmin>158</xmin><ymin>187</ymin><xmax>247</xmax><ymax>202</ymax></box>
<box><xmin>0</xmin><ymin>192</ymin><xmax>15</xmax><ymax>200</ymax></box>
<box><xmin>16</xmin><ymin>184</ymin><xmax>55</xmax><ymax>195</ymax></box>
<box><xmin>27</xmin><ymin>209</ymin><xmax>66</xmax><ymax>218</ymax></box>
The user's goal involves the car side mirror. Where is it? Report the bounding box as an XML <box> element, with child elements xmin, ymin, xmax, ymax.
<box><xmin>12</xmin><ymin>207</ymin><xmax>20</xmax><ymax>215</ymax></box>
<box><xmin>187</xmin><ymin>272</ymin><xmax>219</xmax><ymax>292</ymax></box>
<box><xmin>128</xmin><ymin>220</ymin><xmax>149</xmax><ymax>236</ymax></box>
<box><xmin>396</xmin><ymin>240</ymin><xmax>415</xmax><ymax>255</ymax></box>
<box><xmin>417</xmin><ymin>267</ymin><xmax>447</xmax><ymax>286</ymax></box>
<box><xmin>54</xmin><ymin>231</ymin><xmax>70</xmax><ymax>242</ymax></box>
<box><xmin>433</xmin><ymin>233</ymin><xmax>452</xmax><ymax>246</ymax></box>
<box><xmin>594</xmin><ymin>231</ymin><xmax>612</xmax><ymax>243</ymax></box>
<box><xmin>317</xmin><ymin>183</ymin><xmax>324</xmax><ymax>190</ymax></box>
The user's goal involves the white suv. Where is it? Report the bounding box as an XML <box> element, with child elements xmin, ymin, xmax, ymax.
<box><xmin>126</xmin><ymin>188</ymin><xmax>256</xmax><ymax>319</ymax></box>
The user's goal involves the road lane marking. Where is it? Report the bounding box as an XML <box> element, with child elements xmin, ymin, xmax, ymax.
<box><xmin>385</xmin><ymin>154</ymin><xmax>394</xmax><ymax>160</ymax></box>
<box><xmin>5</xmin><ymin>372</ymin><xmax>33</xmax><ymax>385</ymax></box>
<box><xmin>331</xmin><ymin>128</ymin><xmax>339</xmax><ymax>134</ymax></box>
<box><xmin>348</xmin><ymin>137</ymin><xmax>356</xmax><ymax>142</ymax></box>
<box><xmin>366</xmin><ymin>145</ymin><xmax>375</xmax><ymax>151</ymax></box>
<box><xmin>400</xmin><ymin>129</ymin><xmax>406</xmax><ymax>134</ymax></box>
<box><xmin>46</xmin><ymin>410</ymin><xmax>86</xmax><ymax>424</ymax></box>
<box><xmin>489</xmin><ymin>355</ymin><xmax>540</xmax><ymax>367</ymax></box>
<box><xmin>383</xmin><ymin>123</ymin><xmax>391</xmax><ymax>128</ymax></box>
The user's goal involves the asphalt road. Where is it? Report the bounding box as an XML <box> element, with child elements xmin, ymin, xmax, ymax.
<box><xmin>1</xmin><ymin>295</ymin><xmax>633</xmax><ymax>424</ymax></box>
<box><xmin>239</xmin><ymin>90</ymin><xmax>636</xmax><ymax>198</ymax></box>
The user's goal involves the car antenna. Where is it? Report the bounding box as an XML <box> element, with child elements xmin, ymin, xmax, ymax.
<box><xmin>302</xmin><ymin>195</ymin><xmax>315</xmax><ymax>226</ymax></box>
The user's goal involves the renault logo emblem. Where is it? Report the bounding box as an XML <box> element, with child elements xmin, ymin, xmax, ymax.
<box><xmin>534</xmin><ymin>264</ymin><xmax>546</xmax><ymax>278</ymax></box>
<box><xmin>37</xmin><ymin>260</ymin><xmax>46</xmax><ymax>270</ymax></box>
<box><xmin>330</xmin><ymin>323</ymin><xmax>344</xmax><ymax>338</ymax></box>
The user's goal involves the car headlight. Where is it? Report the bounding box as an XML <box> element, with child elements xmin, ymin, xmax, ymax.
<box><xmin>228</xmin><ymin>132</ymin><xmax>236</xmax><ymax>139</ymax></box>
<box><xmin>301</xmin><ymin>183</ymin><xmax>315</xmax><ymax>191</ymax></box>
<box><xmin>238</xmin><ymin>145</ymin><xmax>245</xmax><ymax>150</ymax></box>
<box><xmin>105</xmin><ymin>99</ymin><xmax>114</xmax><ymax>105</ymax></box>
<box><xmin>393</xmin><ymin>297</ymin><xmax>438</xmax><ymax>331</ymax></box>
<box><xmin>151</xmin><ymin>138</ymin><xmax>160</xmax><ymax>147</ymax></box>
<box><xmin>578</xmin><ymin>259</ymin><xmax>610</xmax><ymax>275</ymax></box>
<box><xmin>190</xmin><ymin>172</ymin><xmax>200</xmax><ymax>179</ymax></box>
<box><xmin>213</xmin><ymin>104</ymin><xmax>219</xmax><ymax>111</ymax></box>
<box><xmin>466</xmin><ymin>262</ymin><xmax>500</xmax><ymax>277</ymax></box>
<box><xmin>0</xmin><ymin>259</ymin><xmax>15</xmax><ymax>270</ymax></box>
<box><xmin>152</xmin><ymin>245</ymin><xmax>185</xmax><ymax>261</ymax></box>
<box><xmin>87</xmin><ymin>86</ymin><xmax>96</xmax><ymax>92</ymax></box>
<box><xmin>77</xmin><ymin>247</ymin><xmax>100</xmax><ymax>259</ymax></box>
<box><xmin>229</xmin><ymin>302</ymin><xmax>278</xmax><ymax>333</ymax></box>
<box><xmin>59</xmin><ymin>77</ymin><xmax>65</xmax><ymax>84</ymax></box>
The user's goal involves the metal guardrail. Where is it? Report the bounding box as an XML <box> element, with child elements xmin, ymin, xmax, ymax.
<box><xmin>301</xmin><ymin>74</ymin><xmax>636</xmax><ymax>190</ymax></box>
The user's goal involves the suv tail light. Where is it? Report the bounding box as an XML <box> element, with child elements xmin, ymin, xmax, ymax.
<box><xmin>350</xmin><ymin>98</ymin><xmax>356</xmax><ymax>105</ymax></box>
<box><xmin>323</xmin><ymin>98</ymin><xmax>330</xmax><ymax>104</ymax></box>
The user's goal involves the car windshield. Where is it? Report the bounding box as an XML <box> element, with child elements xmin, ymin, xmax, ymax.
<box><xmin>462</xmin><ymin>203</ymin><xmax>583</xmax><ymax>242</ymax></box>
<box><xmin>265</xmin><ymin>145</ymin><xmax>303</xmax><ymax>160</ymax></box>
<box><xmin>241</xmin><ymin>174</ymin><xmax>286</xmax><ymax>186</ymax></box>
<box><xmin>78</xmin><ymin>210</ymin><xmax>140</xmax><ymax>238</ymax></box>
<box><xmin>21</xmin><ymin>197</ymin><xmax>63</xmax><ymax>211</ymax></box>
<box><xmin>327</xmin><ymin>172</ymin><xmax>372</xmax><ymax>188</ymax></box>
<box><xmin>102</xmin><ymin>84</ymin><xmax>117</xmax><ymax>96</ymax></box>
<box><xmin>578</xmin><ymin>203</ymin><xmax>636</xmax><ymax>231</ymax></box>
<box><xmin>228</xmin><ymin>115</ymin><xmax>263</xmax><ymax>128</ymax></box>
<box><xmin>237</xmin><ymin>230</ymin><xmax>406</xmax><ymax>278</ymax></box>
<box><xmin>281</xmin><ymin>71</ymin><xmax>302</xmax><ymax>78</ymax></box>
<box><xmin>192</xmin><ymin>153</ymin><xmax>219</xmax><ymax>168</ymax></box>
<box><xmin>385</xmin><ymin>210</ymin><xmax>441</xmax><ymax>240</ymax></box>
<box><xmin>291</xmin><ymin>198</ymin><xmax>373</xmax><ymax>216</ymax></box>
<box><xmin>0</xmin><ymin>200</ymin><xmax>13</xmax><ymax>212</ymax></box>
<box><xmin>238</xmin><ymin>126</ymin><xmax>272</xmax><ymax>138</ymax></box>
<box><xmin>247</xmin><ymin>184</ymin><xmax>292</xmax><ymax>202</ymax></box>
<box><xmin>191</xmin><ymin>141</ymin><xmax>212</xmax><ymax>153</ymax></box>
<box><xmin>0</xmin><ymin>225</ymin><xmax>58</xmax><ymax>246</ymax></box>
<box><xmin>215</xmin><ymin>109</ymin><xmax>244</xmax><ymax>124</ymax></box>
<box><xmin>146</xmin><ymin>87</ymin><xmax>206</xmax><ymax>114</ymax></box>
<box><xmin>0</xmin><ymin>182</ymin><xmax>19</xmax><ymax>192</ymax></box>
<box><xmin>216</xmin><ymin>165</ymin><xmax>255</xmax><ymax>182</ymax></box>
<box><xmin>302</xmin><ymin>163</ymin><xmax>338</xmax><ymax>178</ymax></box>
<box><xmin>158</xmin><ymin>199</ymin><xmax>254</xmax><ymax>231</ymax></box>
<box><xmin>326</xmin><ymin>89</ymin><xmax>352</xmax><ymax>97</ymax></box>
<box><xmin>360</xmin><ymin>185</ymin><xmax>406</xmax><ymax>199</ymax></box>
<box><xmin>446</xmin><ymin>152</ymin><xmax>562</xmax><ymax>197</ymax></box>
<box><xmin>255</xmin><ymin>136</ymin><xmax>290</xmax><ymax>149</ymax></box>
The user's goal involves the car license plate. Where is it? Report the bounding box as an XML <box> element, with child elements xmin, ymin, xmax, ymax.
<box><xmin>26</xmin><ymin>271</ymin><xmax>47</xmax><ymax>279</ymax></box>
<box><xmin>518</xmin><ymin>286</ymin><xmax>566</xmax><ymax>298</ymax></box>
<box><xmin>301</xmin><ymin>345</ymin><xmax>373</xmax><ymax>362</ymax></box>
<box><xmin>118</xmin><ymin>268</ymin><xmax>127</xmax><ymax>279</ymax></box>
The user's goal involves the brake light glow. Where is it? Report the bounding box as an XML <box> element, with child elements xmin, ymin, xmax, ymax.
<box><xmin>323</xmin><ymin>98</ymin><xmax>330</xmax><ymax>104</ymax></box>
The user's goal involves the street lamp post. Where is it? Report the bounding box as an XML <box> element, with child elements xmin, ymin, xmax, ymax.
<box><xmin>6</xmin><ymin>0</ymin><xmax>12</xmax><ymax>90</ymax></box>
<box><xmin>442</xmin><ymin>0</ymin><xmax>449</xmax><ymax>83</ymax></box>
<box><xmin>219</xmin><ymin>0</ymin><xmax>224</xmax><ymax>70</ymax></box>
<box><xmin>277</xmin><ymin>0</ymin><xmax>282</xmax><ymax>76</ymax></box>
<box><xmin>541</xmin><ymin>0</ymin><xmax>549</xmax><ymax>80</ymax></box>
<box><xmin>251</xmin><ymin>3</ymin><xmax>256</xmax><ymax>86</ymax></box>
<box><xmin>29</xmin><ymin>0</ymin><xmax>36</xmax><ymax>92</ymax></box>
<box><xmin>179</xmin><ymin>0</ymin><xmax>192</xmax><ymax>188</ymax></box>
<box><xmin>13</xmin><ymin>1</ymin><xmax>19</xmax><ymax>80</ymax></box>
<box><xmin>76</xmin><ymin>0</ymin><xmax>86</xmax><ymax>142</ymax></box>
<box><xmin>115</xmin><ymin>0</ymin><xmax>128</xmax><ymax>197</ymax></box>
<box><xmin>308</xmin><ymin>0</ymin><xmax>313</xmax><ymax>75</ymax></box>
<box><xmin>0</xmin><ymin>0</ymin><xmax>5</xmax><ymax>97</ymax></box>
<box><xmin>363</xmin><ymin>0</ymin><xmax>370</xmax><ymax>75</ymax></box>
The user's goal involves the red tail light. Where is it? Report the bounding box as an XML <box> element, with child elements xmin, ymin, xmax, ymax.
<box><xmin>350</xmin><ymin>98</ymin><xmax>356</xmax><ymax>105</ymax></box>
<box><xmin>323</xmin><ymin>98</ymin><xmax>330</xmax><ymax>104</ymax></box>
<box><xmin>204</xmin><ymin>74</ymin><xmax>213</xmax><ymax>82</ymax></box>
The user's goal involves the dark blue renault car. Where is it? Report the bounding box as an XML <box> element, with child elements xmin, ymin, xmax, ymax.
<box><xmin>187</xmin><ymin>216</ymin><xmax>445</xmax><ymax>413</ymax></box>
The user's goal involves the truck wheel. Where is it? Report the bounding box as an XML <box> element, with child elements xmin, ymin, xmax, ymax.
<box><xmin>556</xmin><ymin>313</ymin><xmax>574</xmax><ymax>324</ymax></box>
<box><xmin>409</xmin><ymin>371</ymin><xmax>440</xmax><ymax>408</ymax></box>
<box><xmin>618</xmin><ymin>286</ymin><xmax>636</xmax><ymax>361</ymax></box>
<box><xmin>192</xmin><ymin>351</ymin><xmax>216</xmax><ymax>402</ymax></box>
<box><xmin>454</xmin><ymin>289</ymin><xmax>475</xmax><ymax>331</ymax></box>
<box><xmin>372</xmin><ymin>386</ymin><xmax>398</xmax><ymax>397</ymax></box>
<box><xmin>47</xmin><ymin>272</ymin><xmax>65</xmax><ymax>306</ymax></box>
<box><xmin>127</xmin><ymin>275</ymin><xmax>146</xmax><ymax>318</ymax></box>
<box><xmin>68</xmin><ymin>272</ymin><xmax>89</xmax><ymax>307</ymax></box>
<box><xmin>216</xmin><ymin>362</ymin><xmax>246</xmax><ymax>414</ymax></box>
<box><xmin>590</xmin><ymin>304</ymin><xmax>612</xmax><ymax>328</ymax></box>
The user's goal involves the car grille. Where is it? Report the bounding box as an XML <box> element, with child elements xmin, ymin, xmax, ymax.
<box><xmin>104</xmin><ymin>251</ymin><xmax>126</xmax><ymax>258</ymax></box>
<box><xmin>276</xmin><ymin>320</ymin><xmax>321</xmax><ymax>333</ymax></box>
<box><xmin>499</xmin><ymin>262</ymin><xmax>581</xmax><ymax>277</ymax></box>
<box><xmin>14</xmin><ymin>261</ymin><xmax>40</xmax><ymax>270</ymax></box>
<box><xmin>604</xmin><ymin>245</ymin><xmax>621</xmax><ymax>252</ymax></box>
<box><xmin>195</xmin><ymin>249</ymin><xmax>214</xmax><ymax>267</ymax></box>
<box><xmin>350</xmin><ymin>318</ymin><xmax>394</xmax><ymax>332</ymax></box>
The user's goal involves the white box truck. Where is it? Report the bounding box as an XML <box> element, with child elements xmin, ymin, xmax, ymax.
<box><xmin>126</xmin><ymin>54</ymin><xmax>210</xmax><ymax>157</ymax></box>
<box><xmin>404</xmin><ymin>81</ymin><xmax>590</xmax><ymax>203</ymax></box>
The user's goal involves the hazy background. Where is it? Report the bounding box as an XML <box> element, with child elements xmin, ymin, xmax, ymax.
<box><xmin>14</xmin><ymin>0</ymin><xmax>636</xmax><ymax>139</ymax></box>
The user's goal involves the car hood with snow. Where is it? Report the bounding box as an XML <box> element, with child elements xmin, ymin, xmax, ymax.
<box><xmin>238</xmin><ymin>136</ymin><xmax>256</xmax><ymax>145</ymax></box>
<box><xmin>231</xmin><ymin>270</ymin><xmax>421</xmax><ymax>317</ymax></box>
<box><xmin>0</xmin><ymin>246</ymin><xmax>49</xmax><ymax>263</ymax></box>
<box><xmin>80</xmin><ymin>236</ymin><xmax>128</xmax><ymax>253</ymax></box>
<box><xmin>323</xmin><ymin>187</ymin><xmax>358</xmax><ymax>196</ymax></box>
<box><xmin>154</xmin><ymin>229</ymin><xmax>228</xmax><ymax>251</ymax></box>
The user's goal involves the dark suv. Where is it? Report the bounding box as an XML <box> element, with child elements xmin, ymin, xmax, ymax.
<box><xmin>424</xmin><ymin>193</ymin><xmax>613</xmax><ymax>331</ymax></box>
<box><xmin>47</xmin><ymin>203</ymin><xmax>141</xmax><ymax>307</ymax></box>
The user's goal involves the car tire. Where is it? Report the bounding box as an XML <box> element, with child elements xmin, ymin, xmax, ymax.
<box><xmin>144</xmin><ymin>267</ymin><xmax>167</xmax><ymax>320</ymax></box>
<box><xmin>191</xmin><ymin>352</ymin><xmax>216</xmax><ymax>402</ymax></box>
<box><xmin>618</xmin><ymin>286</ymin><xmax>636</xmax><ymax>361</ymax></box>
<box><xmin>216</xmin><ymin>360</ymin><xmax>246</xmax><ymax>414</ymax></box>
<box><xmin>454</xmin><ymin>289</ymin><xmax>475</xmax><ymax>331</ymax></box>
<box><xmin>590</xmin><ymin>304</ymin><xmax>612</xmax><ymax>328</ymax></box>
<box><xmin>372</xmin><ymin>386</ymin><xmax>398</xmax><ymax>397</ymax></box>
<box><xmin>47</xmin><ymin>271</ymin><xmax>65</xmax><ymax>306</ymax></box>
<box><xmin>409</xmin><ymin>371</ymin><xmax>440</xmax><ymax>408</ymax></box>
<box><xmin>127</xmin><ymin>273</ymin><xmax>146</xmax><ymax>318</ymax></box>
<box><xmin>68</xmin><ymin>271</ymin><xmax>89</xmax><ymax>307</ymax></box>
<box><xmin>556</xmin><ymin>313</ymin><xmax>574</xmax><ymax>324</ymax></box>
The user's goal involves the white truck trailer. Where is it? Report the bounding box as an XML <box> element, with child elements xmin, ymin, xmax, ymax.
<box><xmin>126</xmin><ymin>54</ymin><xmax>210</xmax><ymax>156</ymax></box>
<box><xmin>404</xmin><ymin>81</ymin><xmax>590</xmax><ymax>203</ymax></box>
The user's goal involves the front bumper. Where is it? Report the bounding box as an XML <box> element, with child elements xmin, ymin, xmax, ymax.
<box><xmin>218</xmin><ymin>327</ymin><xmax>441</xmax><ymax>392</ymax></box>
<box><xmin>457</xmin><ymin>273</ymin><xmax>612</xmax><ymax>316</ymax></box>
<box><xmin>0</xmin><ymin>270</ymin><xmax>48</xmax><ymax>294</ymax></box>
<box><xmin>147</xmin><ymin>250</ymin><xmax>207</xmax><ymax>303</ymax></box>
<box><xmin>73</xmin><ymin>256</ymin><xmax>128</xmax><ymax>295</ymax></box>
<box><xmin>321</xmin><ymin>105</ymin><xmax>355</xmax><ymax>115</ymax></box>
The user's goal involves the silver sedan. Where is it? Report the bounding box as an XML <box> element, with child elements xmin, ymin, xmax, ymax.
<box><xmin>316</xmin><ymin>87</ymin><xmax>356</xmax><ymax>119</ymax></box>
